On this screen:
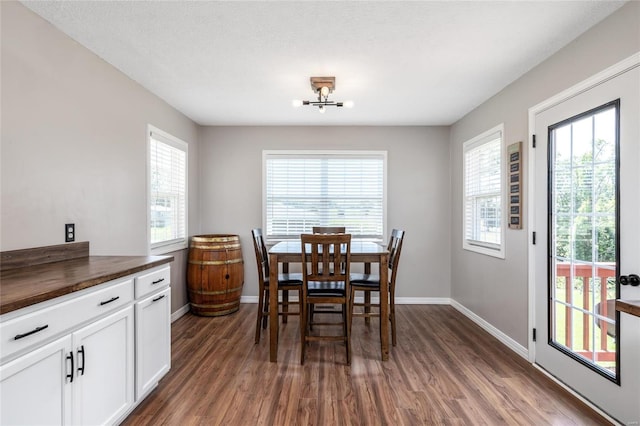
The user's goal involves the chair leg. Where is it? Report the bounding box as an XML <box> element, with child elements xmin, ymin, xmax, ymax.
<box><xmin>300</xmin><ymin>298</ymin><xmax>308</xmax><ymax>365</ymax></box>
<box><xmin>344</xmin><ymin>301</ymin><xmax>351</xmax><ymax>365</ymax></box>
<box><xmin>255</xmin><ymin>288</ymin><xmax>265</xmax><ymax>344</ymax></box>
<box><xmin>261</xmin><ymin>289</ymin><xmax>269</xmax><ymax>329</ymax></box>
<box><xmin>348</xmin><ymin>286</ymin><xmax>355</xmax><ymax>335</ymax></box>
<box><xmin>390</xmin><ymin>287</ymin><xmax>397</xmax><ymax>346</ymax></box>
<box><xmin>364</xmin><ymin>291</ymin><xmax>371</xmax><ymax>325</ymax></box>
<box><xmin>282</xmin><ymin>290</ymin><xmax>289</xmax><ymax>323</ymax></box>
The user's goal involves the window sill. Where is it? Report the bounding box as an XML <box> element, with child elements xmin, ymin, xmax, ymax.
<box><xmin>151</xmin><ymin>241</ymin><xmax>187</xmax><ymax>255</ymax></box>
<box><xmin>463</xmin><ymin>242</ymin><xmax>505</xmax><ymax>259</ymax></box>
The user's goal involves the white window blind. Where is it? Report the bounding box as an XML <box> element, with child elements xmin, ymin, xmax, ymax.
<box><xmin>264</xmin><ymin>151</ymin><xmax>386</xmax><ymax>241</ymax></box>
<box><xmin>463</xmin><ymin>126</ymin><xmax>504</xmax><ymax>256</ymax></box>
<box><xmin>149</xmin><ymin>128</ymin><xmax>187</xmax><ymax>252</ymax></box>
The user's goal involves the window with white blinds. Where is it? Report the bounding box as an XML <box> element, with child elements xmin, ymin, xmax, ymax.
<box><xmin>264</xmin><ymin>150</ymin><xmax>386</xmax><ymax>241</ymax></box>
<box><xmin>149</xmin><ymin>127</ymin><xmax>188</xmax><ymax>253</ymax></box>
<box><xmin>463</xmin><ymin>125</ymin><xmax>505</xmax><ymax>258</ymax></box>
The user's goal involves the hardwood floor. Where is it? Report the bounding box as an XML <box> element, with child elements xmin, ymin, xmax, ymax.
<box><xmin>123</xmin><ymin>304</ymin><xmax>610</xmax><ymax>425</ymax></box>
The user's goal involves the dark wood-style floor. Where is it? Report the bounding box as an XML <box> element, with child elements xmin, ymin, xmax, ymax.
<box><xmin>123</xmin><ymin>304</ymin><xmax>610</xmax><ymax>425</ymax></box>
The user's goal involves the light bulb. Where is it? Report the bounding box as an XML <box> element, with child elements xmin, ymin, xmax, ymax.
<box><xmin>292</xmin><ymin>99</ymin><xmax>303</xmax><ymax>108</ymax></box>
<box><xmin>343</xmin><ymin>100</ymin><xmax>354</xmax><ymax>108</ymax></box>
<box><xmin>320</xmin><ymin>86</ymin><xmax>330</xmax><ymax>98</ymax></box>
<box><xmin>319</xmin><ymin>105</ymin><xmax>326</xmax><ymax>114</ymax></box>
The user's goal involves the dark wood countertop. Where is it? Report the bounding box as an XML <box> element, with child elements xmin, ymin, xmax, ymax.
<box><xmin>616</xmin><ymin>299</ymin><xmax>640</xmax><ymax>318</ymax></box>
<box><xmin>0</xmin><ymin>255</ymin><xmax>173</xmax><ymax>315</ymax></box>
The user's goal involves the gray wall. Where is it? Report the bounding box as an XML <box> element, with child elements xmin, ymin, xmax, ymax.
<box><xmin>198</xmin><ymin>126</ymin><xmax>452</xmax><ymax>300</ymax></box>
<box><xmin>1</xmin><ymin>2</ymin><xmax>201</xmax><ymax>313</ymax></box>
<box><xmin>449</xmin><ymin>1</ymin><xmax>640</xmax><ymax>347</ymax></box>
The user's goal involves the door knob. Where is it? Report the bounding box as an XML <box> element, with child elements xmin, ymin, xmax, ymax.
<box><xmin>619</xmin><ymin>274</ymin><xmax>640</xmax><ymax>286</ymax></box>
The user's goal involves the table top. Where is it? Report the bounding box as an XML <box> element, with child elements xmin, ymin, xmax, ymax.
<box><xmin>270</xmin><ymin>240</ymin><xmax>387</xmax><ymax>255</ymax></box>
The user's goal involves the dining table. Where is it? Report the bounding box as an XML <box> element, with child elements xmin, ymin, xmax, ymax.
<box><xmin>268</xmin><ymin>239</ymin><xmax>390</xmax><ymax>362</ymax></box>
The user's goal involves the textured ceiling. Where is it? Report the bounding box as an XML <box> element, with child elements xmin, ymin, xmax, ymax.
<box><xmin>21</xmin><ymin>1</ymin><xmax>625</xmax><ymax>126</ymax></box>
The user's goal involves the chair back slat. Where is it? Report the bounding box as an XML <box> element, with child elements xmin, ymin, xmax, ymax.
<box><xmin>312</xmin><ymin>226</ymin><xmax>346</xmax><ymax>234</ymax></box>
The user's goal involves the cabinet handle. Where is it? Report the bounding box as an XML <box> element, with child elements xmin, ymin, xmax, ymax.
<box><xmin>77</xmin><ymin>345</ymin><xmax>86</xmax><ymax>376</ymax></box>
<box><xmin>152</xmin><ymin>294</ymin><xmax>166</xmax><ymax>303</ymax></box>
<box><xmin>14</xmin><ymin>324</ymin><xmax>49</xmax><ymax>340</ymax></box>
<box><xmin>99</xmin><ymin>296</ymin><xmax>120</xmax><ymax>306</ymax></box>
<box><xmin>152</xmin><ymin>278</ymin><xmax>165</xmax><ymax>285</ymax></box>
<box><xmin>66</xmin><ymin>352</ymin><xmax>74</xmax><ymax>383</ymax></box>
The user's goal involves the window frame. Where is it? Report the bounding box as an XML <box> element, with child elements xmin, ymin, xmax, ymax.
<box><xmin>462</xmin><ymin>124</ymin><xmax>506</xmax><ymax>258</ymax></box>
<box><xmin>262</xmin><ymin>150</ymin><xmax>387</xmax><ymax>244</ymax></box>
<box><xmin>148</xmin><ymin>125</ymin><xmax>188</xmax><ymax>255</ymax></box>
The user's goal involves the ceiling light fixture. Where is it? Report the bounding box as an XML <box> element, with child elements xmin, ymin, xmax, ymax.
<box><xmin>292</xmin><ymin>76</ymin><xmax>354</xmax><ymax>112</ymax></box>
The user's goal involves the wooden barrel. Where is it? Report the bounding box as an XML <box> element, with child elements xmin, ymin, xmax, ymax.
<box><xmin>187</xmin><ymin>234</ymin><xmax>244</xmax><ymax>316</ymax></box>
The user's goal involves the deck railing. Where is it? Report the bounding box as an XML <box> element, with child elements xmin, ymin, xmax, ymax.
<box><xmin>555</xmin><ymin>262</ymin><xmax>616</xmax><ymax>363</ymax></box>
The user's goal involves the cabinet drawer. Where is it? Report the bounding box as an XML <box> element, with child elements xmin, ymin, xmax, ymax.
<box><xmin>135</xmin><ymin>266</ymin><xmax>170</xmax><ymax>299</ymax></box>
<box><xmin>0</xmin><ymin>279</ymin><xmax>133</xmax><ymax>362</ymax></box>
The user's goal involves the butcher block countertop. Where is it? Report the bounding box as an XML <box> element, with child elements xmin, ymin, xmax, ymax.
<box><xmin>0</xmin><ymin>242</ymin><xmax>173</xmax><ymax>315</ymax></box>
<box><xmin>616</xmin><ymin>299</ymin><xmax>640</xmax><ymax>318</ymax></box>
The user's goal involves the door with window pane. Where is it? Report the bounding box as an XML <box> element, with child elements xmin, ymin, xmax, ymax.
<box><xmin>533</xmin><ymin>65</ymin><xmax>640</xmax><ymax>423</ymax></box>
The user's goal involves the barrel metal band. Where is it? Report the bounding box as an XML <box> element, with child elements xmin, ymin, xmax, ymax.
<box><xmin>188</xmin><ymin>285</ymin><xmax>243</xmax><ymax>295</ymax></box>
<box><xmin>191</xmin><ymin>236</ymin><xmax>239</xmax><ymax>243</ymax></box>
<box><xmin>190</xmin><ymin>243</ymin><xmax>241</xmax><ymax>250</ymax></box>
<box><xmin>188</xmin><ymin>258</ymin><xmax>243</xmax><ymax>266</ymax></box>
<box><xmin>190</xmin><ymin>305</ymin><xmax>240</xmax><ymax>316</ymax></box>
<box><xmin>190</xmin><ymin>300</ymin><xmax>239</xmax><ymax>308</ymax></box>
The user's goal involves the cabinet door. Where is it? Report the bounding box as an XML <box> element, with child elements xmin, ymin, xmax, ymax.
<box><xmin>72</xmin><ymin>306</ymin><xmax>134</xmax><ymax>426</ymax></box>
<box><xmin>135</xmin><ymin>287</ymin><xmax>171</xmax><ymax>399</ymax></box>
<box><xmin>0</xmin><ymin>335</ymin><xmax>73</xmax><ymax>425</ymax></box>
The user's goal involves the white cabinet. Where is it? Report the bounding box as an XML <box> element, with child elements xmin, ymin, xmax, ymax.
<box><xmin>0</xmin><ymin>335</ymin><xmax>72</xmax><ymax>425</ymax></box>
<box><xmin>0</xmin><ymin>263</ymin><xmax>171</xmax><ymax>425</ymax></box>
<box><xmin>72</xmin><ymin>306</ymin><xmax>134</xmax><ymax>426</ymax></box>
<box><xmin>0</xmin><ymin>291</ymin><xmax>134</xmax><ymax>426</ymax></box>
<box><xmin>135</xmin><ymin>286</ymin><xmax>170</xmax><ymax>399</ymax></box>
<box><xmin>134</xmin><ymin>265</ymin><xmax>171</xmax><ymax>400</ymax></box>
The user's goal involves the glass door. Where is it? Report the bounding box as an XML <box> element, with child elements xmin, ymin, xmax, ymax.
<box><xmin>533</xmin><ymin>65</ymin><xmax>640</xmax><ymax>423</ymax></box>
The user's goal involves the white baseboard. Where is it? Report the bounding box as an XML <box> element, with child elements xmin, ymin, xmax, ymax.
<box><xmin>450</xmin><ymin>299</ymin><xmax>529</xmax><ymax>360</ymax></box>
<box><xmin>395</xmin><ymin>297</ymin><xmax>450</xmax><ymax>304</ymax></box>
<box><xmin>171</xmin><ymin>304</ymin><xmax>190</xmax><ymax>323</ymax></box>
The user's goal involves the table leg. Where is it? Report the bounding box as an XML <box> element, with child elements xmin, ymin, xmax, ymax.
<box><xmin>379</xmin><ymin>252</ymin><xmax>389</xmax><ymax>361</ymax></box>
<box><xmin>364</xmin><ymin>262</ymin><xmax>371</xmax><ymax>325</ymax></box>
<box><xmin>269</xmin><ymin>253</ymin><xmax>279</xmax><ymax>362</ymax></box>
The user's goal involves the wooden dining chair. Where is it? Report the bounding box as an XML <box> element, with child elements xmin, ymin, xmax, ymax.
<box><xmin>251</xmin><ymin>228</ymin><xmax>302</xmax><ymax>344</ymax></box>
<box><xmin>309</xmin><ymin>226</ymin><xmax>346</xmax><ymax>319</ymax></box>
<box><xmin>300</xmin><ymin>233</ymin><xmax>352</xmax><ymax>365</ymax></box>
<box><xmin>349</xmin><ymin>229</ymin><xmax>405</xmax><ymax>346</ymax></box>
<box><xmin>312</xmin><ymin>226</ymin><xmax>346</xmax><ymax>234</ymax></box>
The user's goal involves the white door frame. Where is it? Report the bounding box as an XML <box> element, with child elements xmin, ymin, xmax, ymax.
<box><xmin>526</xmin><ymin>52</ymin><xmax>640</xmax><ymax>417</ymax></box>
